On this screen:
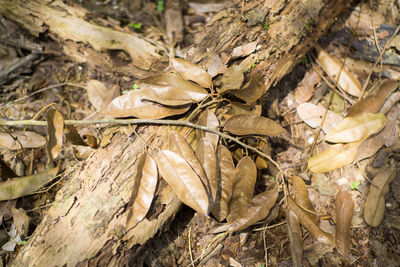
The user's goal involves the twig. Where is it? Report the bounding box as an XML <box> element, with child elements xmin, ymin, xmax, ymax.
<box><xmin>188</xmin><ymin>226</ymin><xmax>195</xmax><ymax>267</ymax></box>
<box><xmin>0</xmin><ymin>54</ymin><xmax>38</xmax><ymax>81</ymax></box>
<box><xmin>263</xmin><ymin>224</ymin><xmax>268</xmax><ymax>267</ymax></box>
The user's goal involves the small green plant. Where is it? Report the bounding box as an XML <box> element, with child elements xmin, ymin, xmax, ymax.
<box><xmin>18</xmin><ymin>240</ymin><xmax>27</xmax><ymax>246</ymax></box>
<box><xmin>128</xmin><ymin>22</ymin><xmax>142</xmax><ymax>30</ymax></box>
<box><xmin>133</xmin><ymin>83</ymin><xmax>139</xmax><ymax>90</ymax></box>
<box><xmin>305</xmin><ymin>18</ymin><xmax>312</xmax><ymax>32</ymax></box>
<box><xmin>351</xmin><ymin>181</ymin><xmax>360</xmax><ymax>190</ymax></box>
<box><xmin>263</xmin><ymin>23</ymin><xmax>270</xmax><ymax>30</ymax></box>
<box><xmin>251</xmin><ymin>63</ymin><xmax>257</xmax><ymax>69</ymax></box>
<box><xmin>301</xmin><ymin>57</ymin><xmax>309</xmax><ymax>65</ymax></box>
<box><xmin>157</xmin><ymin>1</ymin><xmax>164</xmax><ymax>12</ymax></box>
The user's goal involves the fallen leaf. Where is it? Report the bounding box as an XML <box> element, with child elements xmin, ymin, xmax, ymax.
<box><xmin>379</xmin><ymin>92</ymin><xmax>400</xmax><ymax>114</ymax></box>
<box><xmin>227</xmin><ymin>156</ymin><xmax>257</xmax><ymax>222</ymax></box>
<box><xmin>86</xmin><ymin>80</ymin><xmax>120</xmax><ymax>110</ymax></box>
<box><xmin>295</xmin><ymin>70</ymin><xmax>321</xmax><ymax>103</ymax></box>
<box><xmin>0</xmin><ymin>131</ymin><xmax>46</xmax><ymax>150</ymax></box>
<box><xmin>65</xmin><ymin>125</ymin><xmax>87</xmax><ymax>146</ymax></box>
<box><xmin>196</xmin><ymin>110</ymin><xmax>219</xmax><ymax>148</ymax></box>
<box><xmin>224</xmin><ymin>114</ymin><xmax>284</xmax><ymax>136</ymax></box>
<box><xmin>232</xmin><ymin>75</ymin><xmax>265</xmax><ymax>104</ymax></box>
<box><xmin>232</xmin><ymin>42</ymin><xmax>257</xmax><ymax>58</ymax></box>
<box><xmin>364</xmin><ymin>167</ymin><xmax>397</xmax><ymax>227</ymax></box>
<box><xmin>335</xmin><ymin>190</ymin><xmax>354</xmax><ymax>257</ymax></box>
<box><xmin>219</xmin><ymin>64</ymin><xmax>244</xmax><ymax>93</ymax></box>
<box><xmin>155</xmin><ymin>150</ymin><xmax>210</xmax><ymax>215</ymax></box>
<box><xmin>286</xmin><ymin>209</ymin><xmax>303</xmax><ymax>267</ymax></box>
<box><xmin>297</xmin><ymin>103</ymin><xmax>343</xmax><ymax>134</ymax></box>
<box><xmin>325</xmin><ymin>113</ymin><xmax>387</xmax><ymax>143</ymax></box>
<box><xmin>316</xmin><ymin>46</ymin><xmax>362</xmax><ymax>97</ymax></box>
<box><xmin>195</xmin><ymin>138</ymin><xmax>217</xmax><ymax>201</ymax></box>
<box><xmin>288</xmin><ymin>197</ymin><xmax>334</xmax><ymax>245</ymax></box>
<box><xmin>137</xmin><ymin>84</ymin><xmax>194</xmax><ymax>106</ymax></box>
<box><xmin>308</xmin><ymin>141</ymin><xmax>362</xmax><ymax>173</ymax></box>
<box><xmin>228</xmin><ymin>102</ymin><xmax>262</xmax><ymax>116</ymax></box>
<box><xmin>292</xmin><ymin>175</ymin><xmax>318</xmax><ymax>224</ymax></box>
<box><xmin>10</xmin><ymin>207</ymin><xmax>30</xmax><ymax>237</ymax></box>
<box><xmin>207</xmin><ymin>54</ymin><xmax>227</xmax><ymax>78</ymax></box>
<box><xmin>170</xmin><ymin>57</ymin><xmax>212</xmax><ymax>88</ymax></box>
<box><xmin>46</xmin><ymin>109</ymin><xmax>64</xmax><ymax>161</ymax></box>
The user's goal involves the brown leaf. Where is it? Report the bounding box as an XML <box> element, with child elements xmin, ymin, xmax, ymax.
<box><xmin>227</xmin><ymin>156</ymin><xmax>257</xmax><ymax>223</ymax></box>
<box><xmin>228</xmin><ymin>102</ymin><xmax>262</xmax><ymax>116</ymax></box>
<box><xmin>307</xmin><ymin>141</ymin><xmax>362</xmax><ymax>173</ymax></box>
<box><xmin>104</xmin><ymin>89</ymin><xmax>190</xmax><ymax>119</ymax></box>
<box><xmin>297</xmin><ymin>103</ymin><xmax>343</xmax><ymax>134</ymax></box>
<box><xmin>379</xmin><ymin>92</ymin><xmax>400</xmax><ymax>114</ymax></box>
<box><xmin>137</xmin><ymin>73</ymin><xmax>209</xmax><ymax>102</ymax></box>
<box><xmin>224</xmin><ymin>114</ymin><xmax>284</xmax><ymax>136</ymax></box>
<box><xmin>288</xmin><ymin>197</ymin><xmax>334</xmax><ymax>245</ymax></box>
<box><xmin>211</xmin><ymin>145</ymin><xmax>236</xmax><ymax>221</ymax></box>
<box><xmin>196</xmin><ymin>110</ymin><xmax>219</xmax><ymax>148</ymax></box>
<box><xmin>219</xmin><ymin>64</ymin><xmax>244</xmax><ymax>93</ymax></box>
<box><xmin>126</xmin><ymin>153</ymin><xmax>158</xmax><ymax>229</ymax></box>
<box><xmin>10</xmin><ymin>207</ymin><xmax>30</xmax><ymax>237</ymax></box>
<box><xmin>295</xmin><ymin>70</ymin><xmax>321</xmax><ymax>103</ymax></box>
<box><xmin>316</xmin><ymin>46</ymin><xmax>362</xmax><ymax>97</ymax></box>
<box><xmin>170</xmin><ymin>57</ymin><xmax>212</xmax><ymax>88</ymax></box>
<box><xmin>0</xmin><ymin>131</ymin><xmax>46</xmax><ymax>150</ymax></box>
<box><xmin>325</xmin><ymin>113</ymin><xmax>387</xmax><ymax>143</ymax></box>
<box><xmin>65</xmin><ymin>125</ymin><xmax>87</xmax><ymax>146</ymax></box>
<box><xmin>292</xmin><ymin>176</ymin><xmax>318</xmax><ymax>224</ymax></box>
<box><xmin>346</xmin><ymin>80</ymin><xmax>399</xmax><ymax>117</ymax></box>
<box><xmin>155</xmin><ymin>150</ymin><xmax>210</xmax><ymax>215</ymax></box>
<box><xmin>195</xmin><ymin>138</ymin><xmax>217</xmax><ymax>201</ymax></box>
<box><xmin>286</xmin><ymin>209</ymin><xmax>303</xmax><ymax>267</ymax></box>
<box><xmin>232</xmin><ymin>42</ymin><xmax>257</xmax><ymax>58</ymax></box>
<box><xmin>364</xmin><ymin>167</ymin><xmax>397</xmax><ymax>227</ymax></box>
<box><xmin>335</xmin><ymin>190</ymin><xmax>354</xmax><ymax>257</ymax></box>
<box><xmin>86</xmin><ymin>80</ymin><xmax>120</xmax><ymax>110</ymax></box>
<box><xmin>232</xmin><ymin>75</ymin><xmax>265</xmax><ymax>104</ymax></box>
<box><xmin>137</xmin><ymin>84</ymin><xmax>194</xmax><ymax>106</ymax></box>
<box><xmin>47</xmin><ymin>109</ymin><xmax>64</xmax><ymax>161</ymax></box>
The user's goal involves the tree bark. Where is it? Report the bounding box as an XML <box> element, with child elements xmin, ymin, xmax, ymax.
<box><xmin>0</xmin><ymin>0</ymin><xmax>348</xmax><ymax>265</ymax></box>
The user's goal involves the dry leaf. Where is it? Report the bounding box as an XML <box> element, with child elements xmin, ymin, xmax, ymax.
<box><xmin>65</xmin><ymin>125</ymin><xmax>87</xmax><ymax>146</ymax></box>
<box><xmin>155</xmin><ymin>150</ymin><xmax>210</xmax><ymax>215</ymax></box>
<box><xmin>228</xmin><ymin>102</ymin><xmax>262</xmax><ymax>116</ymax></box>
<box><xmin>232</xmin><ymin>42</ymin><xmax>257</xmax><ymax>58</ymax></box>
<box><xmin>316</xmin><ymin>46</ymin><xmax>362</xmax><ymax>97</ymax></box>
<box><xmin>308</xmin><ymin>141</ymin><xmax>362</xmax><ymax>173</ymax></box>
<box><xmin>86</xmin><ymin>80</ymin><xmax>120</xmax><ymax>110</ymax></box>
<box><xmin>227</xmin><ymin>156</ymin><xmax>257</xmax><ymax>223</ymax></box>
<box><xmin>196</xmin><ymin>110</ymin><xmax>219</xmax><ymax>148</ymax></box>
<box><xmin>219</xmin><ymin>64</ymin><xmax>244</xmax><ymax>93</ymax></box>
<box><xmin>325</xmin><ymin>113</ymin><xmax>386</xmax><ymax>143</ymax></box>
<box><xmin>46</xmin><ymin>109</ymin><xmax>64</xmax><ymax>161</ymax></box>
<box><xmin>170</xmin><ymin>57</ymin><xmax>212</xmax><ymax>88</ymax></box>
<box><xmin>137</xmin><ymin>73</ymin><xmax>209</xmax><ymax>102</ymax></box>
<box><xmin>286</xmin><ymin>209</ymin><xmax>303</xmax><ymax>267</ymax></box>
<box><xmin>126</xmin><ymin>153</ymin><xmax>158</xmax><ymax>229</ymax></box>
<box><xmin>346</xmin><ymin>80</ymin><xmax>399</xmax><ymax>117</ymax></box>
<box><xmin>288</xmin><ymin>197</ymin><xmax>333</xmax><ymax>245</ymax></box>
<box><xmin>0</xmin><ymin>131</ymin><xmax>46</xmax><ymax>150</ymax></box>
<box><xmin>10</xmin><ymin>208</ymin><xmax>30</xmax><ymax>237</ymax></box>
<box><xmin>297</xmin><ymin>103</ymin><xmax>343</xmax><ymax>134</ymax></box>
<box><xmin>379</xmin><ymin>92</ymin><xmax>400</xmax><ymax>114</ymax></box>
<box><xmin>0</xmin><ymin>167</ymin><xmax>58</xmax><ymax>201</ymax></box>
<box><xmin>232</xmin><ymin>75</ymin><xmax>265</xmax><ymax>104</ymax></box>
<box><xmin>208</xmin><ymin>54</ymin><xmax>227</xmax><ymax>78</ymax></box>
<box><xmin>137</xmin><ymin>84</ymin><xmax>194</xmax><ymax>106</ymax></box>
<box><xmin>212</xmin><ymin>145</ymin><xmax>236</xmax><ymax>221</ymax></box>
<box><xmin>104</xmin><ymin>89</ymin><xmax>190</xmax><ymax>119</ymax></box>
<box><xmin>224</xmin><ymin>114</ymin><xmax>284</xmax><ymax>136</ymax></box>
<box><xmin>335</xmin><ymin>190</ymin><xmax>354</xmax><ymax>257</ymax></box>
<box><xmin>364</xmin><ymin>167</ymin><xmax>397</xmax><ymax>227</ymax></box>
<box><xmin>295</xmin><ymin>70</ymin><xmax>321</xmax><ymax>103</ymax></box>
<box><xmin>292</xmin><ymin>175</ymin><xmax>318</xmax><ymax>224</ymax></box>
<box><xmin>195</xmin><ymin>138</ymin><xmax>217</xmax><ymax>201</ymax></box>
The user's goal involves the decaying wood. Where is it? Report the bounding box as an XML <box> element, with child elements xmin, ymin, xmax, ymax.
<box><xmin>0</xmin><ymin>0</ymin><xmax>348</xmax><ymax>265</ymax></box>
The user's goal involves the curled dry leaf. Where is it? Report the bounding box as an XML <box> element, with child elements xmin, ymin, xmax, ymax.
<box><xmin>288</xmin><ymin>197</ymin><xmax>334</xmax><ymax>245</ymax></box>
<box><xmin>316</xmin><ymin>46</ymin><xmax>362</xmax><ymax>97</ymax></box>
<box><xmin>65</xmin><ymin>125</ymin><xmax>87</xmax><ymax>146</ymax></box>
<box><xmin>346</xmin><ymin>80</ymin><xmax>399</xmax><ymax>117</ymax></box>
<box><xmin>232</xmin><ymin>75</ymin><xmax>265</xmax><ymax>104</ymax></box>
<box><xmin>196</xmin><ymin>110</ymin><xmax>219</xmax><ymax>148</ymax></box>
<box><xmin>335</xmin><ymin>190</ymin><xmax>354</xmax><ymax>258</ymax></box>
<box><xmin>292</xmin><ymin>175</ymin><xmax>318</xmax><ymax>224</ymax></box>
<box><xmin>137</xmin><ymin>73</ymin><xmax>209</xmax><ymax>102</ymax></box>
<box><xmin>46</xmin><ymin>109</ymin><xmax>64</xmax><ymax>161</ymax></box>
<box><xmin>286</xmin><ymin>209</ymin><xmax>303</xmax><ymax>267</ymax></box>
<box><xmin>195</xmin><ymin>138</ymin><xmax>217</xmax><ymax>201</ymax></box>
<box><xmin>228</xmin><ymin>102</ymin><xmax>262</xmax><ymax>116</ymax></box>
<box><xmin>170</xmin><ymin>57</ymin><xmax>212</xmax><ymax>88</ymax></box>
<box><xmin>0</xmin><ymin>131</ymin><xmax>46</xmax><ymax>150</ymax></box>
<box><xmin>155</xmin><ymin>150</ymin><xmax>210</xmax><ymax>215</ymax></box>
<box><xmin>126</xmin><ymin>153</ymin><xmax>158</xmax><ymax>229</ymax></box>
<box><xmin>104</xmin><ymin>89</ymin><xmax>190</xmax><ymax>119</ymax></box>
<box><xmin>219</xmin><ymin>64</ymin><xmax>244</xmax><ymax>93</ymax></box>
<box><xmin>224</xmin><ymin>114</ymin><xmax>284</xmax><ymax>136</ymax></box>
<box><xmin>379</xmin><ymin>92</ymin><xmax>400</xmax><ymax>114</ymax></box>
<box><xmin>325</xmin><ymin>113</ymin><xmax>387</xmax><ymax>143</ymax></box>
<box><xmin>227</xmin><ymin>156</ymin><xmax>257</xmax><ymax>223</ymax></box>
<box><xmin>297</xmin><ymin>103</ymin><xmax>343</xmax><ymax>134</ymax></box>
<box><xmin>0</xmin><ymin>166</ymin><xmax>58</xmax><ymax>201</ymax></box>
<box><xmin>364</xmin><ymin>167</ymin><xmax>397</xmax><ymax>227</ymax></box>
<box><xmin>212</xmin><ymin>145</ymin><xmax>237</xmax><ymax>221</ymax></box>
<box><xmin>308</xmin><ymin>141</ymin><xmax>362</xmax><ymax>173</ymax></box>
<box><xmin>86</xmin><ymin>80</ymin><xmax>120</xmax><ymax>110</ymax></box>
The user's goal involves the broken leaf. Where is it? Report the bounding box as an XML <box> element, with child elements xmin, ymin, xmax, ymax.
<box><xmin>224</xmin><ymin>114</ymin><xmax>284</xmax><ymax>136</ymax></box>
<box><xmin>232</xmin><ymin>75</ymin><xmax>265</xmax><ymax>104</ymax></box>
<box><xmin>195</xmin><ymin>138</ymin><xmax>217</xmax><ymax>201</ymax></box>
<box><xmin>325</xmin><ymin>113</ymin><xmax>386</xmax><ymax>143</ymax></box>
<box><xmin>219</xmin><ymin>64</ymin><xmax>244</xmax><ymax>93</ymax></box>
<box><xmin>335</xmin><ymin>190</ymin><xmax>354</xmax><ymax>257</ymax></box>
<box><xmin>286</xmin><ymin>209</ymin><xmax>303</xmax><ymax>267</ymax></box>
<box><xmin>196</xmin><ymin>110</ymin><xmax>219</xmax><ymax>148</ymax></box>
<box><xmin>86</xmin><ymin>80</ymin><xmax>120</xmax><ymax>110</ymax></box>
<box><xmin>170</xmin><ymin>57</ymin><xmax>212</xmax><ymax>88</ymax></box>
<box><xmin>316</xmin><ymin>46</ymin><xmax>362</xmax><ymax>97</ymax></box>
<box><xmin>0</xmin><ymin>131</ymin><xmax>46</xmax><ymax>150</ymax></box>
<box><xmin>364</xmin><ymin>167</ymin><xmax>397</xmax><ymax>227</ymax></box>
<box><xmin>308</xmin><ymin>141</ymin><xmax>362</xmax><ymax>173</ymax></box>
<box><xmin>297</xmin><ymin>103</ymin><xmax>343</xmax><ymax>134</ymax></box>
<box><xmin>292</xmin><ymin>175</ymin><xmax>318</xmax><ymax>224</ymax></box>
<box><xmin>155</xmin><ymin>150</ymin><xmax>210</xmax><ymax>215</ymax></box>
<box><xmin>227</xmin><ymin>156</ymin><xmax>257</xmax><ymax>223</ymax></box>
<box><xmin>46</xmin><ymin>109</ymin><xmax>64</xmax><ymax>161</ymax></box>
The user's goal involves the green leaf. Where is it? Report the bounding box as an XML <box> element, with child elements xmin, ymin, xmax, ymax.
<box><xmin>133</xmin><ymin>83</ymin><xmax>139</xmax><ymax>90</ymax></box>
<box><xmin>263</xmin><ymin>23</ymin><xmax>270</xmax><ymax>30</ymax></box>
<box><xmin>157</xmin><ymin>0</ymin><xmax>164</xmax><ymax>12</ymax></box>
<box><xmin>350</xmin><ymin>181</ymin><xmax>360</xmax><ymax>190</ymax></box>
<box><xmin>19</xmin><ymin>240</ymin><xmax>27</xmax><ymax>246</ymax></box>
<box><xmin>128</xmin><ymin>22</ymin><xmax>142</xmax><ymax>29</ymax></box>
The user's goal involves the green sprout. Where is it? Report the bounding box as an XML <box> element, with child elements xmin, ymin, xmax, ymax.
<box><xmin>251</xmin><ymin>63</ymin><xmax>257</xmax><ymax>69</ymax></box>
<box><xmin>301</xmin><ymin>58</ymin><xmax>309</xmax><ymax>65</ymax></box>
<box><xmin>128</xmin><ymin>22</ymin><xmax>142</xmax><ymax>30</ymax></box>
<box><xmin>133</xmin><ymin>83</ymin><xmax>139</xmax><ymax>90</ymax></box>
<box><xmin>305</xmin><ymin>18</ymin><xmax>312</xmax><ymax>32</ymax></box>
<box><xmin>351</xmin><ymin>181</ymin><xmax>360</xmax><ymax>190</ymax></box>
<box><xmin>263</xmin><ymin>23</ymin><xmax>270</xmax><ymax>30</ymax></box>
<box><xmin>157</xmin><ymin>1</ymin><xmax>164</xmax><ymax>12</ymax></box>
<box><xmin>19</xmin><ymin>240</ymin><xmax>27</xmax><ymax>246</ymax></box>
